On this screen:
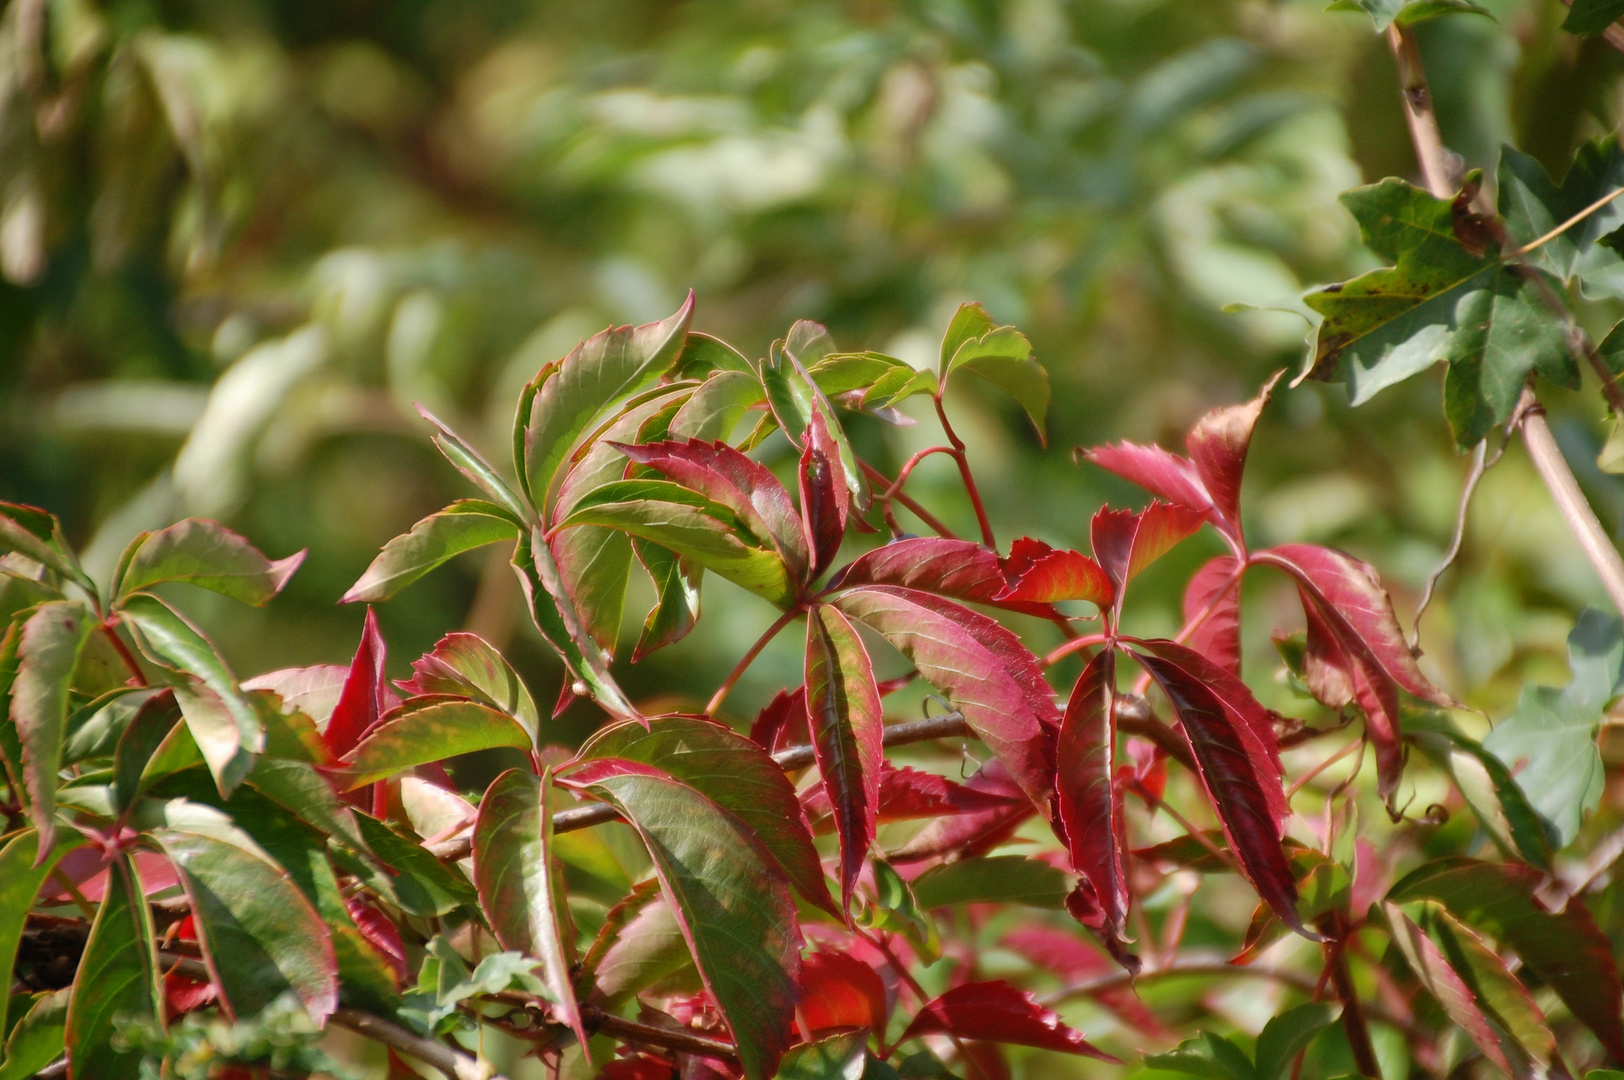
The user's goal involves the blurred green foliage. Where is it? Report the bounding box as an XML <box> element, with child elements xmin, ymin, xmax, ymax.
<box><xmin>1</xmin><ymin>0</ymin><xmax>1621</xmax><ymax>727</ymax></box>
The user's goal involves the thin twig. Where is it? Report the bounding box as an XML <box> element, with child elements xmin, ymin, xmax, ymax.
<box><xmin>1410</xmin><ymin>438</ymin><xmax>1491</xmax><ymax>648</ymax></box>
<box><xmin>1385</xmin><ymin>23</ymin><xmax>1455</xmax><ymax>201</ymax></box>
<box><xmin>704</xmin><ymin>604</ymin><xmax>805</xmax><ymax>717</ymax></box>
<box><xmin>1508</xmin><ymin>184</ymin><xmax>1624</xmax><ymax>258</ymax></box>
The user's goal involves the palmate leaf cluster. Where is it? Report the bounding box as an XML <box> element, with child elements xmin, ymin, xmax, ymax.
<box><xmin>1</xmin><ymin>269</ymin><xmax>1623</xmax><ymax>1080</ymax></box>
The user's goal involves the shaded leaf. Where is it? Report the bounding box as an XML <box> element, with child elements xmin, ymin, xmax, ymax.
<box><xmin>0</xmin><ymin>503</ymin><xmax>93</xmax><ymax>593</ymax></box>
<box><xmin>0</xmin><ymin>990</ymin><xmax>69</xmax><ymax>1080</ymax></box>
<box><xmin>346</xmin><ymin>812</ymin><xmax>477</xmax><ymax>917</ymax></box>
<box><xmin>0</xmin><ymin>831</ymin><xmax>83</xmax><ymax>1035</ymax></box>
<box><xmin>581</xmin><ymin>769</ymin><xmax>803</xmax><ymax>1080</ymax></box>
<box><xmin>800</xmin><ymin>408</ymin><xmax>851</xmax><ymax>576</ymax></box>
<box><xmin>942</xmin><ymin>316</ymin><xmax>1048</xmax><ymax>442</ymax></box>
<box><xmin>1184</xmin><ymin>555</ymin><xmax>1243</xmax><ymax>674</ymax></box>
<box><xmin>138</xmin><ymin>799</ymin><xmax>338</xmax><ymax>1022</ymax></box>
<box><xmin>777</xmin><ymin>1032</ymin><xmax>868</xmax><ymax>1080</ymax></box>
<box><xmin>804</xmin><ymin>762</ymin><xmax>1022</xmax><ymax>822</ymax></box>
<box><xmin>909</xmin><ymin>855</ymin><xmax>1070</xmax><ymax>909</ymax></box>
<box><xmin>113</xmin><ymin>519</ymin><xmax>303</xmax><ymax>607</ymax></box>
<box><xmin>1499</xmin><ymin>139</ymin><xmax>1624</xmax><ymax>289</ymax></box>
<box><xmin>342</xmin><ymin>501</ymin><xmax>519</xmax><ymax>604</ymax></box>
<box><xmin>1387</xmin><ymin>856</ymin><xmax>1624</xmax><ymax>1060</ymax></box>
<box><xmin>887</xmin><ymin>761</ymin><xmax>1035</xmax><ymax>865</ymax></box>
<box><xmin>832</xmin><ymin>585</ymin><xmax>1059</xmax><ymax>809</ymax></box>
<box><xmin>1564</xmin><ymin>0</ymin><xmax>1624</xmax><ymax>34</ymax></box>
<box><xmin>1411</xmin><ymin>720</ymin><xmax>1553</xmax><ymax>870</ymax></box>
<box><xmin>592</xmin><ymin>886</ymin><xmax>698</xmax><ymax>1003</ymax></box>
<box><xmin>1143</xmin><ymin>1032</ymin><xmax>1255</xmax><ymax>1079</ymax></box>
<box><xmin>898</xmin><ymin>981</ymin><xmax>1117</xmax><ymax>1062</ymax></box>
<box><xmin>512</xmin><ymin>528</ymin><xmax>635</xmax><ymax>717</ymax></box>
<box><xmin>1254</xmin><ymin>1003</ymin><xmax>1340</xmax><ymax>1080</ymax></box>
<box><xmin>12</xmin><ymin>600</ymin><xmax>93</xmax><ymax>853</ymax></box>
<box><xmin>800</xmin><ymin>952</ymin><xmax>887</xmax><ymax>1036</ymax></box>
<box><xmin>805</xmin><ymin>604</ymin><xmax>883</xmax><ymax>913</ymax></box>
<box><xmin>472</xmin><ymin>769</ymin><xmax>588</xmax><ymax>1051</ymax></box>
<box><xmin>63</xmin><ymin>856</ymin><xmax>160</xmax><ymax>1080</ymax></box>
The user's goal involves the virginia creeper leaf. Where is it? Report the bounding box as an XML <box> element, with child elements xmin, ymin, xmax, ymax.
<box><xmin>12</xmin><ymin>599</ymin><xmax>93</xmax><ymax>854</ymax></box>
<box><xmin>1254</xmin><ymin>1002</ymin><xmax>1341</xmax><ymax>1080</ymax></box>
<box><xmin>1091</xmin><ymin>503</ymin><xmax>1204</xmax><ymax>617</ymax></box>
<box><xmin>832</xmin><ymin>585</ymin><xmax>1060</xmax><ymax>810</ymax></box>
<box><xmin>800</xmin><ymin>951</ymin><xmax>888</xmax><ymax>1035</ymax></box>
<box><xmin>1411</xmin><ymin>721</ymin><xmax>1554</xmax><ymax>870</ymax></box>
<box><xmin>1184</xmin><ymin>555</ymin><xmax>1244</xmax><ymax>674</ymax></box>
<box><xmin>398</xmin><ymin>631</ymin><xmax>540</xmax><ymax>743</ymax></box>
<box><xmin>944</xmin><ymin>323</ymin><xmax>1049</xmax><ymax>442</ymax></box>
<box><xmin>0</xmin><ymin>989</ymin><xmax>69</xmax><ymax>1080</ymax></box>
<box><xmin>113</xmin><ymin>519</ymin><xmax>303</xmax><ymax>607</ymax></box>
<box><xmin>1387</xmin><ymin>856</ymin><xmax>1624</xmax><ymax>1060</ymax></box>
<box><xmin>909</xmin><ymin>855</ymin><xmax>1071</xmax><ymax>909</ymax></box>
<box><xmin>630</xmin><ymin>538</ymin><xmax>702</xmax><ymax>661</ymax></box>
<box><xmin>0</xmin><ymin>503</ymin><xmax>93</xmax><ymax>593</ymax></box>
<box><xmin>995</xmin><ymin>537</ymin><xmax>1112</xmax><ymax>608</ymax></box>
<box><xmin>416</xmin><ymin>406</ymin><xmax>532</xmax><ymax>524</ymax></box>
<box><xmin>1564</xmin><ymin>0</ymin><xmax>1624</xmax><ymax>35</ymax></box>
<box><xmin>777</xmin><ymin>1032</ymin><xmax>869</xmax><ymax>1080</ymax></box>
<box><xmin>341</xmin><ymin>698</ymin><xmax>531</xmax><ymax>788</ymax></box>
<box><xmin>805</xmin><ymin>604</ymin><xmax>883</xmax><ymax>914</ymax></box>
<box><xmin>577</xmin><ymin>715</ymin><xmax>837</xmax><ymax>916</ymax></box>
<box><xmin>888</xmin><ymin>762</ymin><xmax>1035</xmax><ymax>864</ymax></box>
<box><xmin>347</xmin><ymin>812</ymin><xmax>477</xmax><ymax>917</ymax></box>
<box><xmin>1184</xmin><ymin>372</ymin><xmax>1280</xmax><ymax>541</ymax></box>
<box><xmin>472</xmin><ymin>769</ymin><xmax>588</xmax><ymax>1052</ymax></box>
<box><xmin>800</xmin><ymin>408</ymin><xmax>851</xmax><ymax>576</ymax></box>
<box><xmin>898</xmin><ymin>981</ymin><xmax>1117</xmax><ymax>1062</ymax></box>
<box><xmin>581</xmin><ymin>769</ymin><xmax>803</xmax><ymax>1080</ymax></box>
<box><xmin>0</xmin><ymin>830</ymin><xmax>82</xmax><ymax>1035</ymax></box>
<box><xmin>1056</xmin><ymin>649</ymin><xmax>1131</xmax><ymax>956</ymax></box>
<box><xmin>511</xmin><ymin>528</ymin><xmax>634</xmax><ymax>718</ymax></box>
<box><xmin>834</xmin><ymin>537</ymin><xmax>1057</xmax><ymax>619</ymax></box>
<box><xmin>342</xmin><ymin>501</ymin><xmax>519</xmax><ymax>603</ymax></box>
<box><xmin>63</xmin><ymin>855</ymin><xmax>160</xmax><ymax>1080</ymax></box>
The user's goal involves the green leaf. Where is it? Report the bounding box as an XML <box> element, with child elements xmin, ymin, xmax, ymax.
<box><xmin>342</xmin><ymin>501</ymin><xmax>520</xmax><ymax>603</ymax></box>
<box><xmin>525</xmin><ymin>294</ymin><xmax>693</xmax><ymax>511</ymax></box>
<box><xmin>1143</xmin><ymin>1032</ymin><xmax>1257</xmax><ymax>1079</ymax></box>
<box><xmin>112</xmin><ymin>519</ymin><xmax>304</xmax><ymax>607</ymax></box>
<box><xmin>12</xmin><ymin>599</ymin><xmax>93</xmax><ymax>851</ymax></box>
<box><xmin>944</xmin><ymin>325</ymin><xmax>1048</xmax><ymax>443</ymax></box>
<box><xmin>669</xmin><ymin>368</ymin><xmax>766</xmax><ymax>442</ymax></box>
<box><xmin>1498</xmin><ymin>140</ymin><xmax>1624</xmax><ymax>296</ymax></box>
<box><xmin>111</xmin><ymin>689</ymin><xmax>186</xmax><ymax>812</ymax></box>
<box><xmin>120</xmin><ymin>592</ymin><xmax>263</xmax><ymax>793</ymax></box>
<box><xmin>559</xmin><ymin>482</ymin><xmax>794</xmax><ymax>605</ymax></box>
<box><xmin>1411</xmin><ymin>719</ymin><xmax>1553</xmax><ymax>869</ymax></box>
<box><xmin>1387</xmin><ymin>856</ymin><xmax>1624</xmax><ymax>1061</ymax></box>
<box><xmin>137</xmin><ymin>798</ymin><xmax>339</xmax><ymax>1022</ymax></box>
<box><xmin>591</xmin><ymin>888</ymin><xmax>699</xmax><ymax>1004</ymax></box>
<box><xmin>341</xmin><ymin>698</ymin><xmax>532</xmax><ymax>787</ymax></box>
<box><xmin>583</xmin><ymin>770</ymin><xmax>802</xmax><ymax>1080</ymax></box>
<box><xmin>909</xmin><ymin>856</ymin><xmax>1070</xmax><ymax>910</ymax></box>
<box><xmin>1483</xmin><ymin>608</ymin><xmax>1621</xmax><ymax>848</ymax></box>
<box><xmin>418</xmin><ymin>407</ymin><xmax>533</xmax><ymax>524</ymax></box>
<box><xmin>857</xmin><ymin>859</ymin><xmax>937</xmax><ymax>963</ymax></box>
<box><xmin>1254</xmin><ymin>1003</ymin><xmax>1340</xmax><ymax>1080</ymax></box>
<box><xmin>402</xmin><ymin>632</ymin><xmax>540</xmax><ymax>742</ymax></box>
<box><xmin>777</xmin><ymin>1031</ymin><xmax>870</xmax><ymax>1079</ymax></box>
<box><xmin>1564</xmin><ymin>0</ymin><xmax>1624</xmax><ymax>35</ymax></box>
<box><xmin>1325</xmin><ymin>0</ymin><xmax>1490</xmax><ymax>31</ymax></box>
<box><xmin>1303</xmin><ymin>178</ymin><xmax>1575</xmax><ymax>447</ymax></box>
<box><xmin>511</xmin><ymin>528</ymin><xmax>635</xmax><ymax>718</ymax></box>
<box><xmin>63</xmin><ymin>855</ymin><xmax>160</xmax><ymax>1080</ymax></box>
<box><xmin>0</xmin><ymin>503</ymin><xmax>94</xmax><ymax>595</ymax></box>
<box><xmin>0</xmin><ymin>830</ymin><xmax>82</xmax><ymax>1036</ymax></box>
<box><xmin>631</xmin><ymin>539</ymin><xmax>701</xmax><ymax>661</ymax></box>
<box><xmin>346</xmin><ymin>811</ymin><xmax>477</xmax><ymax>917</ymax></box>
<box><xmin>248</xmin><ymin>755</ymin><xmax>370</xmax><ymax>854</ymax></box>
<box><xmin>939</xmin><ymin>303</ymin><xmax>997</xmax><ymax>373</ymax></box>
<box><xmin>401</xmin><ymin>939</ymin><xmax>553</xmax><ymax>1034</ymax></box>
<box><xmin>472</xmin><ymin>769</ymin><xmax>588</xmax><ymax>1050</ymax></box>
<box><xmin>762</xmin><ymin>331</ymin><xmax>869</xmax><ymax>511</ymax></box>
<box><xmin>674</xmin><ymin>331</ymin><xmax>754</xmax><ymax>377</ymax></box>
<box><xmin>578</xmin><ymin>715</ymin><xmax>838</xmax><ymax>916</ymax></box>
<box><xmin>0</xmin><ymin>990</ymin><xmax>68</xmax><ymax>1080</ymax></box>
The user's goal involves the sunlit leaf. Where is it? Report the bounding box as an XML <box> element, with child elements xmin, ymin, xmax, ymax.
<box><xmin>113</xmin><ymin>519</ymin><xmax>303</xmax><ymax>607</ymax></box>
<box><xmin>398</xmin><ymin>631</ymin><xmax>540</xmax><ymax>743</ymax></box>
<box><xmin>341</xmin><ymin>697</ymin><xmax>531</xmax><ymax>787</ymax></box>
<box><xmin>805</xmin><ymin>604</ymin><xmax>883</xmax><ymax>913</ymax></box>
<box><xmin>12</xmin><ymin>599</ymin><xmax>93</xmax><ymax>852</ymax></box>
<box><xmin>342</xmin><ymin>501</ymin><xmax>519</xmax><ymax>603</ymax></box>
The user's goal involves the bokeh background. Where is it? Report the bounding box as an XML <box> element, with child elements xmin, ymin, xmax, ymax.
<box><xmin>1</xmin><ymin>0</ymin><xmax>1620</xmax><ymax>746</ymax></box>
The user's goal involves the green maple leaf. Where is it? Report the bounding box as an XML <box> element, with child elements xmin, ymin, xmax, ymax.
<box><xmin>1563</xmin><ymin>0</ymin><xmax>1624</xmax><ymax>36</ymax></box>
<box><xmin>1302</xmin><ymin>176</ymin><xmax>1577</xmax><ymax>447</ymax></box>
<box><xmin>1484</xmin><ymin>609</ymin><xmax>1624</xmax><ymax>849</ymax></box>
<box><xmin>1499</xmin><ymin>139</ymin><xmax>1624</xmax><ymax>298</ymax></box>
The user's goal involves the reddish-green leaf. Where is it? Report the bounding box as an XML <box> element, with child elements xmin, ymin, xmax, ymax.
<box><xmin>0</xmin><ymin>503</ymin><xmax>93</xmax><ymax>593</ymax></box>
<box><xmin>804</xmin><ymin>604</ymin><xmax>883</xmax><ymax>914</ymax></box>
<box><xmin>321</xmin><ymin>607</ymin><xmax>395</xmax><ymax>761</ymax></box>
<box><xmin>342</xmin><ymin>501</ymin><xmax>519</xmax><ymax>604</ymax></box>
<box><xmin>832</xmin><ymin>585</ymin><xmax>1059</xmax><ymax>810</ymax></box>
<box><xmin>800</xmin><ymin>409</ymin><xmax>850</xmax><ymax>576</ymax></box>
<box><xmin>1133</xmin><ymin>649</ymin><xmax>1308</xmax><ymax>937</ymax></box>
<box><xmin>139</xmin><ymin>799</ymin><xmax>338</xmax><ymax>1022</ymax></box>
<box><xmin>416</xmin><ymin>406</ymin><xmax>532</xmax><ymax>524</ymax></box>
<box><xmin>834</xmin><ymin>537</ymin><xmax>1057</xmax><ymax>618</ymax></box>
<box><xmin>0</xmin><ymin>830</ymin><xmax>83</xmax><ymax>1036</ymax></box>
<box><xmin>1387</xmin><ymin>857</ymin><xmax>1624</xmax><ymax>1061</ymax></box>
<box><xmin>996</xmin><ymin>537</ymin><xmax>1112</xmax><ymax>608</ymax></box>
<box><xmin>12</xmin><ymin>599</ymin><xmax>93</xmax><ymax>854</ymax></box>
<box><xmin>511</xmin><ymin>527</ymin><xmax>636</xmax><ymax>719</ymax></box>
<box><xmin>898</xmin><ymin>980</ymin><xmax>1118</xmax><ymax>1061</ymax></box>
<box><xmin>630</xmin><ymin>538</ymin><xmax>703</xmax><ymax>662</ymax></box>
<box><xmin>398</xmin><ymin>631</ymin><xmax>540</xmax><ymax>743</ymax></box>
<box><xmin>1056</xmin><ymin>649</ymin><xmax>1132</xmax><ymax>959</ymax></box>
<box><xmin>64</xmin><ymin>855</ymin><xmax>160</xmax><ymax>1080</ymax></box>
<box><xmin>473</xmin><ymin>769</ymin><xmax>588</xmax><ymax>1052</ymax></box>
<box><xmin>579</xmin><ymin>768</ymin><xmax>803</xmax><ymax>1080</ymax></box>
<box><xmin>341</xmin><ymin>698</ymin><xmax>531</xmax><ymax>788</ymax></box>
<box><xmin>525</xmin><ymin>294</ymin><xmax>693</xmax><ymax>511</ymax></box>
<box><xmin>577</xmin><ymin>715</ymin><xmax>837</xmax><ymax>916</ymax></box>
<box><xmin>1183</xmin><ymin>555</ymin><xmax>1244</xmax><ymax>674</ymax></box>
<box><xmin>616</xmin><ymin>438</ymin><xmax>809</xmax><ymax>580</ymax></box>
<box><xmin>804</xmin><ymin>762</ymin><xmax>1022</xmax><ymax>822</ymax></box>
<box><xmin>113</xmin><ymin>519</ymin><xmax>304</xmax><ymax>607</ymax></box>
<box><xmin>1090</xmin><ymin>503</ymin><xmax>1205</xmax><ymax>618</ymax></box>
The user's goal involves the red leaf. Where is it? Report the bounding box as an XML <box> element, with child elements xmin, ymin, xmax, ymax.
<box><xmin>1183</xmin><ymin>372</ymin><xmax>1280</xmax><ymax>539</ymax></box>
<box><xmin>898</xmin><ymin>981</ymin><xmax>1119</xmax><ymax>1062</ymax></box>
<box><xmin>999</xmin><ymin>927</ymin><xmax>1166</xmax><ymax>1036</ymax></box>
<box><xmin>163</xmin><ymin>915</ymin><xmax>217</xmax><ymax>1017</ymax></box>
<box><xmin>749</xmin><ymin>687</ymin><xmax>808</xmax><ymax>753</ymax></box>
<box><xmin>1089</xmin><ymin>503</ymin><xmax>1204</xmax><ymax>616</ymax></box>
<box><xmin>1182</xmin><ymin>555</ymin><xmax>1243</xmax><ymax>674</ymax></box>
<box><xmin>344</xmin><ymin>893</ymin><xmax>408</xmax><ymax>983</ymax></box>
<box><xmin>1300</xmin><ymin>596</ymin><xmax>1354</xmax><ymax>709</ymax></box>
<box><xmin>995</xmin><ymin>538</ymin><xmax>1112</xmax><ymax>608</ymax></box>
<box><xmin>1055</xmin><ymin>650</ymin><xmax>1134</xmax><ymax>966</ymax></box>
<box><xmin>1129</xmin><ymin>639</ymin><xmax>1286</xmax><ymax>829</ymax></box>
<box><xmin>1255</xmin><ymin>543</ymin><xmax>1455</xmax><ymax>708</ymax></box>
<box><xmin>799</xmin><ymin>410</ymin><xmax>850</xmax><ymax>576</ymax></box>
<box><xmin>889</xmin><ymin>761</ymin><xmax>1035</xmax><ymax>864</ymax></box>
<box><xmin>1082</xmin><ymin>442</ymin><xmax>1212</xmax><ymax>518</ymax></box>
<box><xmin>598</xmin><ymin>1056</ymin><xmax>678</xmax><ymax>1080</ymax></box>
<box><xmin>799</xmin><ymin>951</ymin><xmax>888</xmax><ymax>1035</ymax></box>
<box><xmin>615</xmin><ymin>438</ymin><xmax>809</xmax><ymax>580</ymax></box>
<box><xmin>832</xmin><ymin>538</ymin><xmax>1058</xmax><ymax>619</ymax></box>
<box><xmin>1131</xmin><ymin>649</ymin><xmax>1311</xmax><ymax>939</ymax></box>
<box><xmin>803</xmin><ymin>763</ymin><xmax>1023</xmax><ymax>823</ymax></box>
<box><xmin>322</xmin><ymin>608</ymin><xmax>394</xmax><ymax>760</ymax></box>
<box><xmin>804</xmin><ymin>606</ymin><xmax>884</xmax><ymax>914</ymax></box>
<box><xmin>832</xmin><ymin>585</ymin><xmax>1060</xmax><ymax>810</ymax></box>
